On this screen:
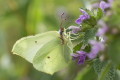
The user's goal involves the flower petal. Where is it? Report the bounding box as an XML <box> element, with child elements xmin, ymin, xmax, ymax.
<box><xmin>100</xmin><ymin>1</ymin><xmax>110</xmax><ymax>11</ymax></box>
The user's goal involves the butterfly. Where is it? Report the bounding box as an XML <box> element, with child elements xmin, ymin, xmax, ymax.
<box><xmin>12</xmin><ymin>17</ymin><xmax>73</xmax><ymax>74</ymax></box>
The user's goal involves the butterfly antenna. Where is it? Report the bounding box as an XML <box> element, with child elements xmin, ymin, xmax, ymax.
<box><xmin>60</xmin><ymin>13</ymin><xmax>64</xmax><ymax>28</ymax></box>
<box><xmin>64</xmin><ymin>15</ymin><xmax>75</xmax><ymax>29</ymax></box>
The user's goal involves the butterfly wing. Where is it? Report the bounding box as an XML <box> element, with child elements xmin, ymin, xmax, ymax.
<box><xmin>12</xmin><ymin>31</ymin><xmax>59</xmax><ymax>63</ymax></box>
<box><xmin>33</xmin><ymin>37</ymin><xmax>73</xmax><ymax>74</ymax></box>
<box><xmin>12</xmin><ymin>31</ymin><xmax>73</xmax><ymax>74</ymax></box>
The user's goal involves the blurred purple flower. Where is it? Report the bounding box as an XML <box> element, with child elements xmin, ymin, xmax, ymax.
<box><xmin>96</xmin><ymin>20</ymin><xmax>108</xmax><ymax>36</ymax></box>
<box><xmin>87</xmin><ymin>40</ymin><xmax>105</xmax><ymax>59</ymax></box>
<box><xmin>68</xmin><ymin>26</ymin><xmax>81</xmax><ymax>33</ymax></box>
<box><xmin>99</xmin><ymin>1</ymin><xmax>110</xmax><ymax>11</ymax></box>
<box><xmin>75</xmin><ymin>9</ymin><xmax>90</xmax><ymax>24</ymax></box>
<box><xmin>80</xmin><ymin>9</ymin><xmax>88</xmax><ymax>15</ymax></box>
<box><xmin>92</xmin><ymin>3</ymin><xmax>99</xmax><ymax>9</ymax></box>
<box><xmin>96</xmin><ymin>26</ymin><xmax>108</xmax><ymax>36</ymax></box>
<box><xmin>71</xmin><ymin>51</ymin><xmax>87</xmax><ymax>64</ymax></box>
<box><xmin>108</xmin><ymin>0</ymin><xmax>114</xmax><ymax>4</ymax></box>
<box><xmin>92</xmin><ymin>0</ymin><xmax>113</xmax><ymax>9</ymax></box>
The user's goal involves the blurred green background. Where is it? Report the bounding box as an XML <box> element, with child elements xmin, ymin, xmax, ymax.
<box><xmin>0</xmin><ymin>0</ymin><xmax>99</xmax><ymax>80</ymax></box>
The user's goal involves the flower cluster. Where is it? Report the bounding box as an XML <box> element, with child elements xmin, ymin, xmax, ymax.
<box><xmin>68</xmin><ymin>9</ymin><xmax>90</xmax><ymax>34</ymax></box>
<box><xmin>99</xmin><ymin>1</ymin><xmax>111</xmax><ymax>11</ymax></box>
<box><xmin>75</xmin><ymin>9</ymin><xmax>90</xmax><ymax>24</ymax></box>
<box><xmin>87</xmin><ymin>40</ymin><xmax>105</xmax><ymax>59</ymax></box>
<box><xmin>71</xmin><ymin>51</ymin><xmax>87</xmax><ymax>64</ymax></box>
<box><xmin>71</xmin><ymin>1</ymin><xmax>112</xmax><ymax>64</ymax></box>
<box><xmin>92</xmin><ymin>0</ymin><xmax>113</xmax><ymax>11</ymax></box>
<box><xmin>72</xmin><ymin>40</ymin><xmax>105</xmax><ymax>64</ymax></box>
<box><xmin>68</xmin><ymin>26</ymin><xmax>81</xmax><ymax>34</ymax></box>
<box><xmin>96</xmin><ymin>20</ymin><xmax>108</xmax><ymax>37</ymax></box>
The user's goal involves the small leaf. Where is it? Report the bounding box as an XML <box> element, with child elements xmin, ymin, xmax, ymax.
<box><xmin>93</xmin><ymin>59</ymin><xmax>106</xmax><ymax>74</ymax></box>
<box><xmin>83</xmin><ymin>28</ymin><xmax>97</xmax><ymax>45</ymax></box>
<box><xmin>73</xmin><ymin>42</ymin><xmax>83</xmax><ymax>52</ymax></box>
<box><xmin>93</xmin><ymin>59</ymin><xmax>116</xmax><ymax>80</ymax></box>
<box><xmin>96</xmin><ymin>8</ymin><xmax>103</xmax><ymax>20</ymax></box>
<box><xmin>82</xmin><ymin>23</ymin><xmax>92</xmax><ymax>31</ymax></box>
<box><xmin>87</xmin><ymin>16</ymin><xmax>97</xmax><ymax>26</ymax></box>
<box><xmin>98</xmin><ymin>62</ymin><xmax>115</xmax><ymax>80</ymax></box>
<box><xmin>83</xmin><ymin>9</ymin><xmax>97</xmax><ymax>27</ymax></box>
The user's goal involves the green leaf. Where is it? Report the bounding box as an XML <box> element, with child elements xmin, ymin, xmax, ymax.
<box><xmin>93</xmin><ymin>59</ymin><xmax>106</xmax><ymax>74</ymax></box>
<box><xmin>73</xmin><ymin>42</ymin><xmax>83</xmax><ymax>52</ymax></box>
<box><xmin>75</xmin><ymin>66</ymin><xmax>97</xmax><ymax>80</ymax></box>
<box><xmin>93</xmin><ymin>59</ymin><xmax>116</xmax><ymax>80</ymax></box>
<box><xmin>12</xmin><ymin>31</ymin><xmax>73</xmax><ymax>75</ymax></box>
<box><xmin>83</xmin><ymin>9</ymin><xmax>97</xmax><ymax>27</ymax></box>
<box><xmin>98</xmin><ymin>62</ymin><xmax>115</xmax><ymax>80</ymax></box>
<box><xmin>96</xmin><ymin>8</ymin><xmax>103</xmax><ymax>20</ymax></box>
<box><xmin>83</xmin><ymin>28</ymin><xmax>97</xmax><ymax>45</ymax></box>
<box><xmin>82</xmin><ymin>23</ymin><xmax>92</xmax><ymax>31</ymax></box>
<box><xmin>72</xmin><ymin>28</ymin><xmax>97</xmax><ymax>52</ymax></box>
<box><xmin>87</xmin><ymin>16</ymin><xmax>97</xmax><ymax>26</ymax></box>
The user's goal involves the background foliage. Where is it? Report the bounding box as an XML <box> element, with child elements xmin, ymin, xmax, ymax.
<box><xmin>0</xmin><ymin>0</ymin><xmax>120</xmax><ymax>80</ymax></box>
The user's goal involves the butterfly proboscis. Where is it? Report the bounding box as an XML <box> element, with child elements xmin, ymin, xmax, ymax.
<box><xmin>59</xmin><ymin>13</ymin><xmax>67</xmax><ymax>44</ymax></box>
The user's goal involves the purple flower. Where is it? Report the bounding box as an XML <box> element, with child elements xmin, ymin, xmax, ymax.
<box><xmin>80</xmin><ymin>9</ymin><xmax>88</xmax><ymax>15</ymax></box>
<box><xmin>96</xmin><ymin>20</ymin><xmax>108</xmax><ymax>36</ymax></box>
<box><xmin>92</xmin><ymin>3</ymin><xmax>99</xmax><ymax>9</ymax></box>
<box><xmin>96</xmin><ymin>26</ymin><xmax>108</xmax><ymax>36</ymax></box>
<box><xmin>75</xmin><ymin>9</ymin><xmax>90</xmax><ymax>24</ymax></box>
<box><xmin>89</xmin><ymin>40</ymin><xmax>105</xmax><ymax>51</ymax></box>
<box><xmin>108</xmin><ymin>0</ymin><xmax>114</xmax><ymax>4</ymax></box>
<box><xmin>99</xmin><ymin>1</ymin><xmax>110</xmax><ymax>11</ymax></box>
<box><xmin>87</xmin><ymin>40</ymin><xmax>105</xmax><ymax>59</ymax></box>
<box><xmin>68</xmin><ymin>26</ymin><xmax>81</xmax><ymax>33</ymax></box>
<box><xmin>71</xmin><ymin>51</ymin><xmax>87</xmax><ymax>64</ymax></box>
